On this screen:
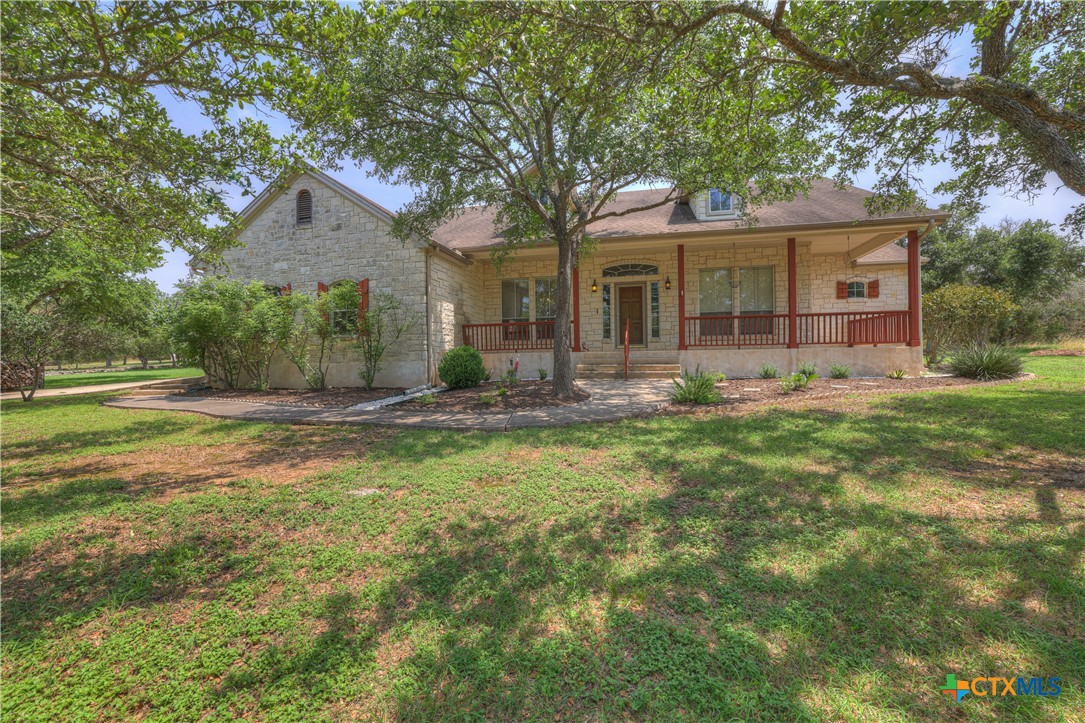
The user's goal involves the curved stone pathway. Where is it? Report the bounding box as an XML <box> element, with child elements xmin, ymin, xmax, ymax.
<box><xmin>102</xmin><ymin>380</ymin><xmax>673</xmax><ymax>431</ymax></box>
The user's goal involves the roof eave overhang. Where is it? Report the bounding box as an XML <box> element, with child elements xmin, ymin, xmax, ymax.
<box><xmin>455</xmin><ymin>212</ymin><xmax>951</xmax><ymax>259</ymax></box>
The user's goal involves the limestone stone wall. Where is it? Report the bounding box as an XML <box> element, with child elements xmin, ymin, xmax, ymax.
<box><xmin>427</xmin><ymin>251</ymin><xmax>485</xmax><ymax>379</ymax></box>
<box><xmin>809</xmin><ymin>254</ymin><xmax>909</xmax><ymax>312</ymax></box>
<box><xmin>222</xmin><ymin>173</ymin><xmax>429</xmax><ymax>388</ymax></box>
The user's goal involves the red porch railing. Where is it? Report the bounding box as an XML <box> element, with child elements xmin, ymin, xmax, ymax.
<box><xmin>685</xmin><ymin>314</ymin><xmax>790</xmax><ymax>347</ymax></box>
<box><xmin>463</xmin><ymin>321</ymin><xmax>573</xmax><ymax>351</ymax></box>
<box><xmin>797</xmin><ymin>311</ymin><xmax>911</xmax><ymax>346</ymax></box>
<box><xmin>684</xmin><ymin>311</ymin><xmax>911</xmax><ymax>347</ymax></box>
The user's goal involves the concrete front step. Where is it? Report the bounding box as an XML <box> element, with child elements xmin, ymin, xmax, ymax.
<box><xmin>578</xmin><ymin>370</ymin><xmax>680</xmax><ymax>380</ymax></box>
<box><xmin>577</xmin><ymin>362</ymin><xmax>681</xmax><ymax>380</ymax></box>
<box><xmin>578</xmin><ymin>351</ymin><xmax>679</xmax><ymax>361</ymax></box>
<box><xmin>577</xmin><ymin>363</ymin><xmax>680</xmax><ymax>373</ymax></box>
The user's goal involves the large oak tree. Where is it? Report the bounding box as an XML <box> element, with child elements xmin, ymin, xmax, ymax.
<box><xmin>583</xmin><ymin>1</ymin><xmax>1084</xmax><ymax>232</ymax></box>
<box><xmin>1</xmin><ymin>1</ymin><xmax>328</xmax><ymax>313</ymax></box>
<box><xmin>288</xmin><ymin>0</ymin><xmax>828</xmax><ymax>396</ymax></box>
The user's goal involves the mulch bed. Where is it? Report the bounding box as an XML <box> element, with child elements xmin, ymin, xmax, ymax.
<box><xmin>1027</xmin><ymin>349</ymin><xmax>1083</xmax><ymax>357</ymax></box>
<box><xmin>399</xmin><ymin>380</ymin><xmax>590</xmax><ymax>413</ymax></box>
<box><xmin>182</xmin><ymin>387</ymin><xmax>404</xmax><ymax>409</ymax></box>
<box><xmin>670</xmin><ymin>374</ymin><xmax>1022</xmax><ymax>414</ymax></box>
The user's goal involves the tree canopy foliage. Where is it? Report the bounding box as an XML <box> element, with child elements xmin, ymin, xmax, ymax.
<box><xmin>921</xmin><ymin>216</ymin><xmax>1085</xmax><ymax>301</ymax></box>
<box><xmin>1</xmin><ymin>1</ymin><xmax>325</xmax><ymax>312</ymax></box>
<box><xmin>581</xmin><ymin>0</ymin><xmax>1084</xmax><ymax>232</ymax></box>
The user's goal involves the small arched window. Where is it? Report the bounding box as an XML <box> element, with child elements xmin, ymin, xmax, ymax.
<box><xmin>603</xmin><ymin>263</ymin><xmax>659</xmax><ymax>277</ymax></box>
<box><xmin>296</xmin><ymin>189</ymin><xmax>313</xmax><ymax>225</ymax></box>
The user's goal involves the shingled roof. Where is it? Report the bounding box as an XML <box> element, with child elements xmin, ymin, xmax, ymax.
<box><xmin>431</xmin><ymin>179</ymin><xmax>944</xmax><ymax>252</ymax></box>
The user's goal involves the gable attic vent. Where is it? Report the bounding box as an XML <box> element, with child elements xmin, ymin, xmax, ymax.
<box><xmin>296</xmin><ymin>189</ymin><xmax>313</xmax><ymax>225</ymax></box>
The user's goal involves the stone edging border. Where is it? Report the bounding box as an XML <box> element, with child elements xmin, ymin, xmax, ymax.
<box><xmin>662</xmin><ymin>373</ymin><xmax>1035</xmax><ymax>418</ymax></box>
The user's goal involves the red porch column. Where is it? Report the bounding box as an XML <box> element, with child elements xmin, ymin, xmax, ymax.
<box><xmin>572</xmin><ymin>265</ymin><xmax>582</xmax><ymax>352</ymax></box>
<box><xmin>677</xmin><ymin>244</ymin><xmax>687</xmax><ymax>350</ymax></box>
<box><xmin>907</xmin><ymin>228</ymin><xmax>921</xmax><ymax>346</ymax></box>
<box><xmin>787</xmin><ymin>237</ymin><xmax>798</xmax><ymax>349</ymax></box>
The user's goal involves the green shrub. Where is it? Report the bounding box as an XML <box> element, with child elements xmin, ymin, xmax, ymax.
<box><xmin>829</xmin><ymin>363</ymin><xmax>851</xmax><ymax>379</ymax></box>
<box><xmin>417</xmin><ymin>392</ymin><xmax>437</xmax><ymax>406</ymax></box>
<box><xmin>887</xmin><ymin>369</ymin><xmax>907</xmax><ymax>379</ymax></box>
<box><xmin>923</xmin><ymin>284</ymin><xmax>1018</xmax><ymax>362</ymax></box>
<box><xmin>758</xmin><ymin>363</ymin><xmax>780</xmax><ymax>379</ymax></box>
<box><xmin>671</xmin><ymin>367</ymin><xmax>722</xmax><ymax>404</ymax></box>
<box><xmin>497</xmin><ymin>386</ymin><xmax>509</xmax><ymax>396</ymax></box>
<box><xmin>538</xmin><ymin>368</ymin><xmax>548</xmax><ymax>381</ymax></box>
<box><xmin>779</xmin><ymin>373</ymin><xmax>811</xmax><ymax>393</ymax></box>
<box><xmin>479</xmin><ymin>391</ymin><xmax>498</xmax><ymax>405</ymax></box>
<box><xmin>780</xmin><ymin>371</ymin><xmax>818</xmax><ymax>393</ymax></box>
<box><xmin>711</xmin><ymin>371</ymin><xmax>727</xmax><ymax>382</ymax></box>
<box><xmin>948</xmin><ymin>344</ymin><xmax>1022</xmax><ymax>380</ymax></box>
<box><xmin>796</xmin><ymin>361</ymin><xmax>818</xmax><ymax>377</ymax></box>
<box><xmin>501</xmin><ymin>366</ymin><xmax>519</xmax><ymax>385</ymax></box>
<box><xmin>438</xmin><ymin>345</ymin><xmax>487</xmax><ymax>389</ymax></box>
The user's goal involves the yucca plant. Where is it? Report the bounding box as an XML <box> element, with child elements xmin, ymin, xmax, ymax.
<box><xmin>759</xmin><ymin>363</ymin><xmax>780</xmax><ymax>379</ymax></box>
<box><xmin>671</xmin><ymin>367</ymin><xmax>723</xmax><ymax>404</ymax></box>
<box><xmin>796</xmin><ymin>361</ymin><xmax>818</xmax><ymax>377</ymax></box>
<box><xmin>948</xmin><ymin>344</ymin><xmax>1022</xmax><ymax>380</ymax></box>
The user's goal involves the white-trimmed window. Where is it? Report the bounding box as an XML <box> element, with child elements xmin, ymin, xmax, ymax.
<box><xmin>848</xmin><ymin>281</ymin><xmax>866</xmax><ymax>299</ymax></box>
<box><xmin>501</xmin><ymin>280</ymin><xmax>529</xmax><ymax>323</ymax></box>
<box><xmin>739</xmin><ymin>267</ymin><xmax>775</xmax><ymax>315</ymax></box>
<box><xmin>707</xmin><ymin>189</ymin><xmax>738</xmax><ymax>216</ymax></box>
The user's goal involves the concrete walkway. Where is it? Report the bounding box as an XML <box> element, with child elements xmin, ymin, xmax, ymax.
<box><xmin>102</xmin><ymin>380</ymin><xmax>673</xmax><ymax>430</ymax></box>
<box><xmin>1</xmin><ymin>377</ymin><xmax>197</xmax><ymax>401</ymax></box>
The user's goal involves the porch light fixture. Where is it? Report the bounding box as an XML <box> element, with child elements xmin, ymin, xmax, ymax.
<box><xmin>591</xmin><ymin>279</ymin><xmax>598</xmax><ymax>293</ymax></box>
<box><xmin>664</xmin><ymin>276</ymin><xmax>671</xmax><ymax>290</ymax></box>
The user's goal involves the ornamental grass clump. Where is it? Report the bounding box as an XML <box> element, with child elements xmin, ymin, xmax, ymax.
<box><xmin>759</xmin><ymin>363</ymin><xmax>780</xmax><ymax>379</ymax></box>
<box><xmin>829</xmin><ymin>363</ymin><xmax>851</xmax><ymax>379</ymax></box>
<box><xmin>948</xmin><ymin>344</ymin><xmax>1022</xmax><ymax>380</ymax></box>
<box><xmin>670</xmin><ymin>367</ymin><xmax>722</xmax><ymax>404</ymax></box>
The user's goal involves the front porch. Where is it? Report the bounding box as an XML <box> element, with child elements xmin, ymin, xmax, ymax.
<box><xmin>461</xmin><ymin>229</ymin><xmax>925</xmax><ymax>378</ymax></box>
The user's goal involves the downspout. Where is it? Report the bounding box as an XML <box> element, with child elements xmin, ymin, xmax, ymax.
<box><xmin>424</xmin><ymin>247</ymin><xmax>433</xmax><ymax>385</ymax></box>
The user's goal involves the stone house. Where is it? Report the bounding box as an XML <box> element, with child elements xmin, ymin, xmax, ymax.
<box><xmin>218</xmin><ymin>168</ymin><xmax>945</xmax><ymax>387</ymax></box>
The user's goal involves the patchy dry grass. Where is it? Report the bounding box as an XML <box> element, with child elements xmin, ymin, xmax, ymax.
<box><xmin>1</xmin><ymin>354</ymin><xmax>1083</xmax><ymax>721</ymax></box>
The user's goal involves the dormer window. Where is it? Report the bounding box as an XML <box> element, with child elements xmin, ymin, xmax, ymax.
<box><xmin>296</xmin><ymin>189</ymin><xmax>313</xmax><ymax>225</ymax></box>
<box><xmin>707</xmin><ymin>189</ymin><xmax>737</xmax><ymax>216</ymax></box>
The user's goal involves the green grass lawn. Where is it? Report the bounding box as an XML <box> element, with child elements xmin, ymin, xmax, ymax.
<box><xmin>42</xmin><ymin>367</ymin><xmax>204</xmax><ymax>390</ymax></box>
<box><xmin>2</xmin><ymin>354</ymin><xmax>1082</xmax><ymax>720</ymax></box>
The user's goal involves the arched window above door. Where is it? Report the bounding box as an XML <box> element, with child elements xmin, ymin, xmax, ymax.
<box><xmin>602</xmin><ymin>263</ymin><xmax>658</xmax><ymax>277</ymax></box>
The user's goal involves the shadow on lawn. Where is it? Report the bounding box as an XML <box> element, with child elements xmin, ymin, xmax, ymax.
<box><xmin>3</xmin><ymin>381</ymin><xmax>1082</xmax><ymax>718</ymax></box>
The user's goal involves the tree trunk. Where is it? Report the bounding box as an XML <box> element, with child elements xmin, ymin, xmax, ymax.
<box><xmin>552</xmin><ymin>234</ymin><xmax>579</xmax><ymax>398</ymax></box>
<box><xmin>105</xmin><ymin>355</ymin><xmax>112</xmax><ymax>368</ymax></box>
<box><xmin>140</xmin><ymin>357</ymin><xmax>149</xmax><ymax>369</ymax></box>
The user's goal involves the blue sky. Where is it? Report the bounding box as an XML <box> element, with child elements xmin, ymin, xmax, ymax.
<box><xmin>143</xmin><ymin>29</ymin><xmax>1079</xmax><ymax>293</ymax></box>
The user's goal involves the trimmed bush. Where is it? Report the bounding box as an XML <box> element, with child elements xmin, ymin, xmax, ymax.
<box><xmin>796</xmin><ymin>361</ymin><xmax>818</xmax><ymax>377</ymax></box>
<box><xmin>438</xmin><ymin>345</ymin><xmax>487</xmax><ymax>389</ymax></box>
<box><xmin>923</xmin><ymin>284</ymin><xmax>1018</xmax><ymax>362</ymax></box>
<box><xmin>948</xmin><ymin>344</ymin><xmax>1022</xmax><ymax>380</ymax></box>
<box><xmin>671</xmin><ymin>367</ymin><xmax>722</xmax><ymax>404</ymax></box>
<box><xmin>829</xmin><ymin>363</ymin><xmax>851</xmax><ymax>379</ymax></box>
<box><xmin>758</xmin><ymin>363</ymin><xmax>780</xmax><ymax>379</ymax></box>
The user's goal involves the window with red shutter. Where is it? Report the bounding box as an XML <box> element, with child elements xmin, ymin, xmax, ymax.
<box><xmin>836</xmin><ymin>281</ymin><xmax>848</xmax><ymax>299</ymax></box>
<box><xmin>357</xmin><ymin>278</ymin><xmax>370</xmax><ymax>332</ymax></box>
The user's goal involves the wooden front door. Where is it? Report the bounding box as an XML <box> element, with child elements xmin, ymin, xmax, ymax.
<box><xmin>617</xmin><ymin>286</ymin><xmax>645</xmax><ymax>345</ymax></box>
